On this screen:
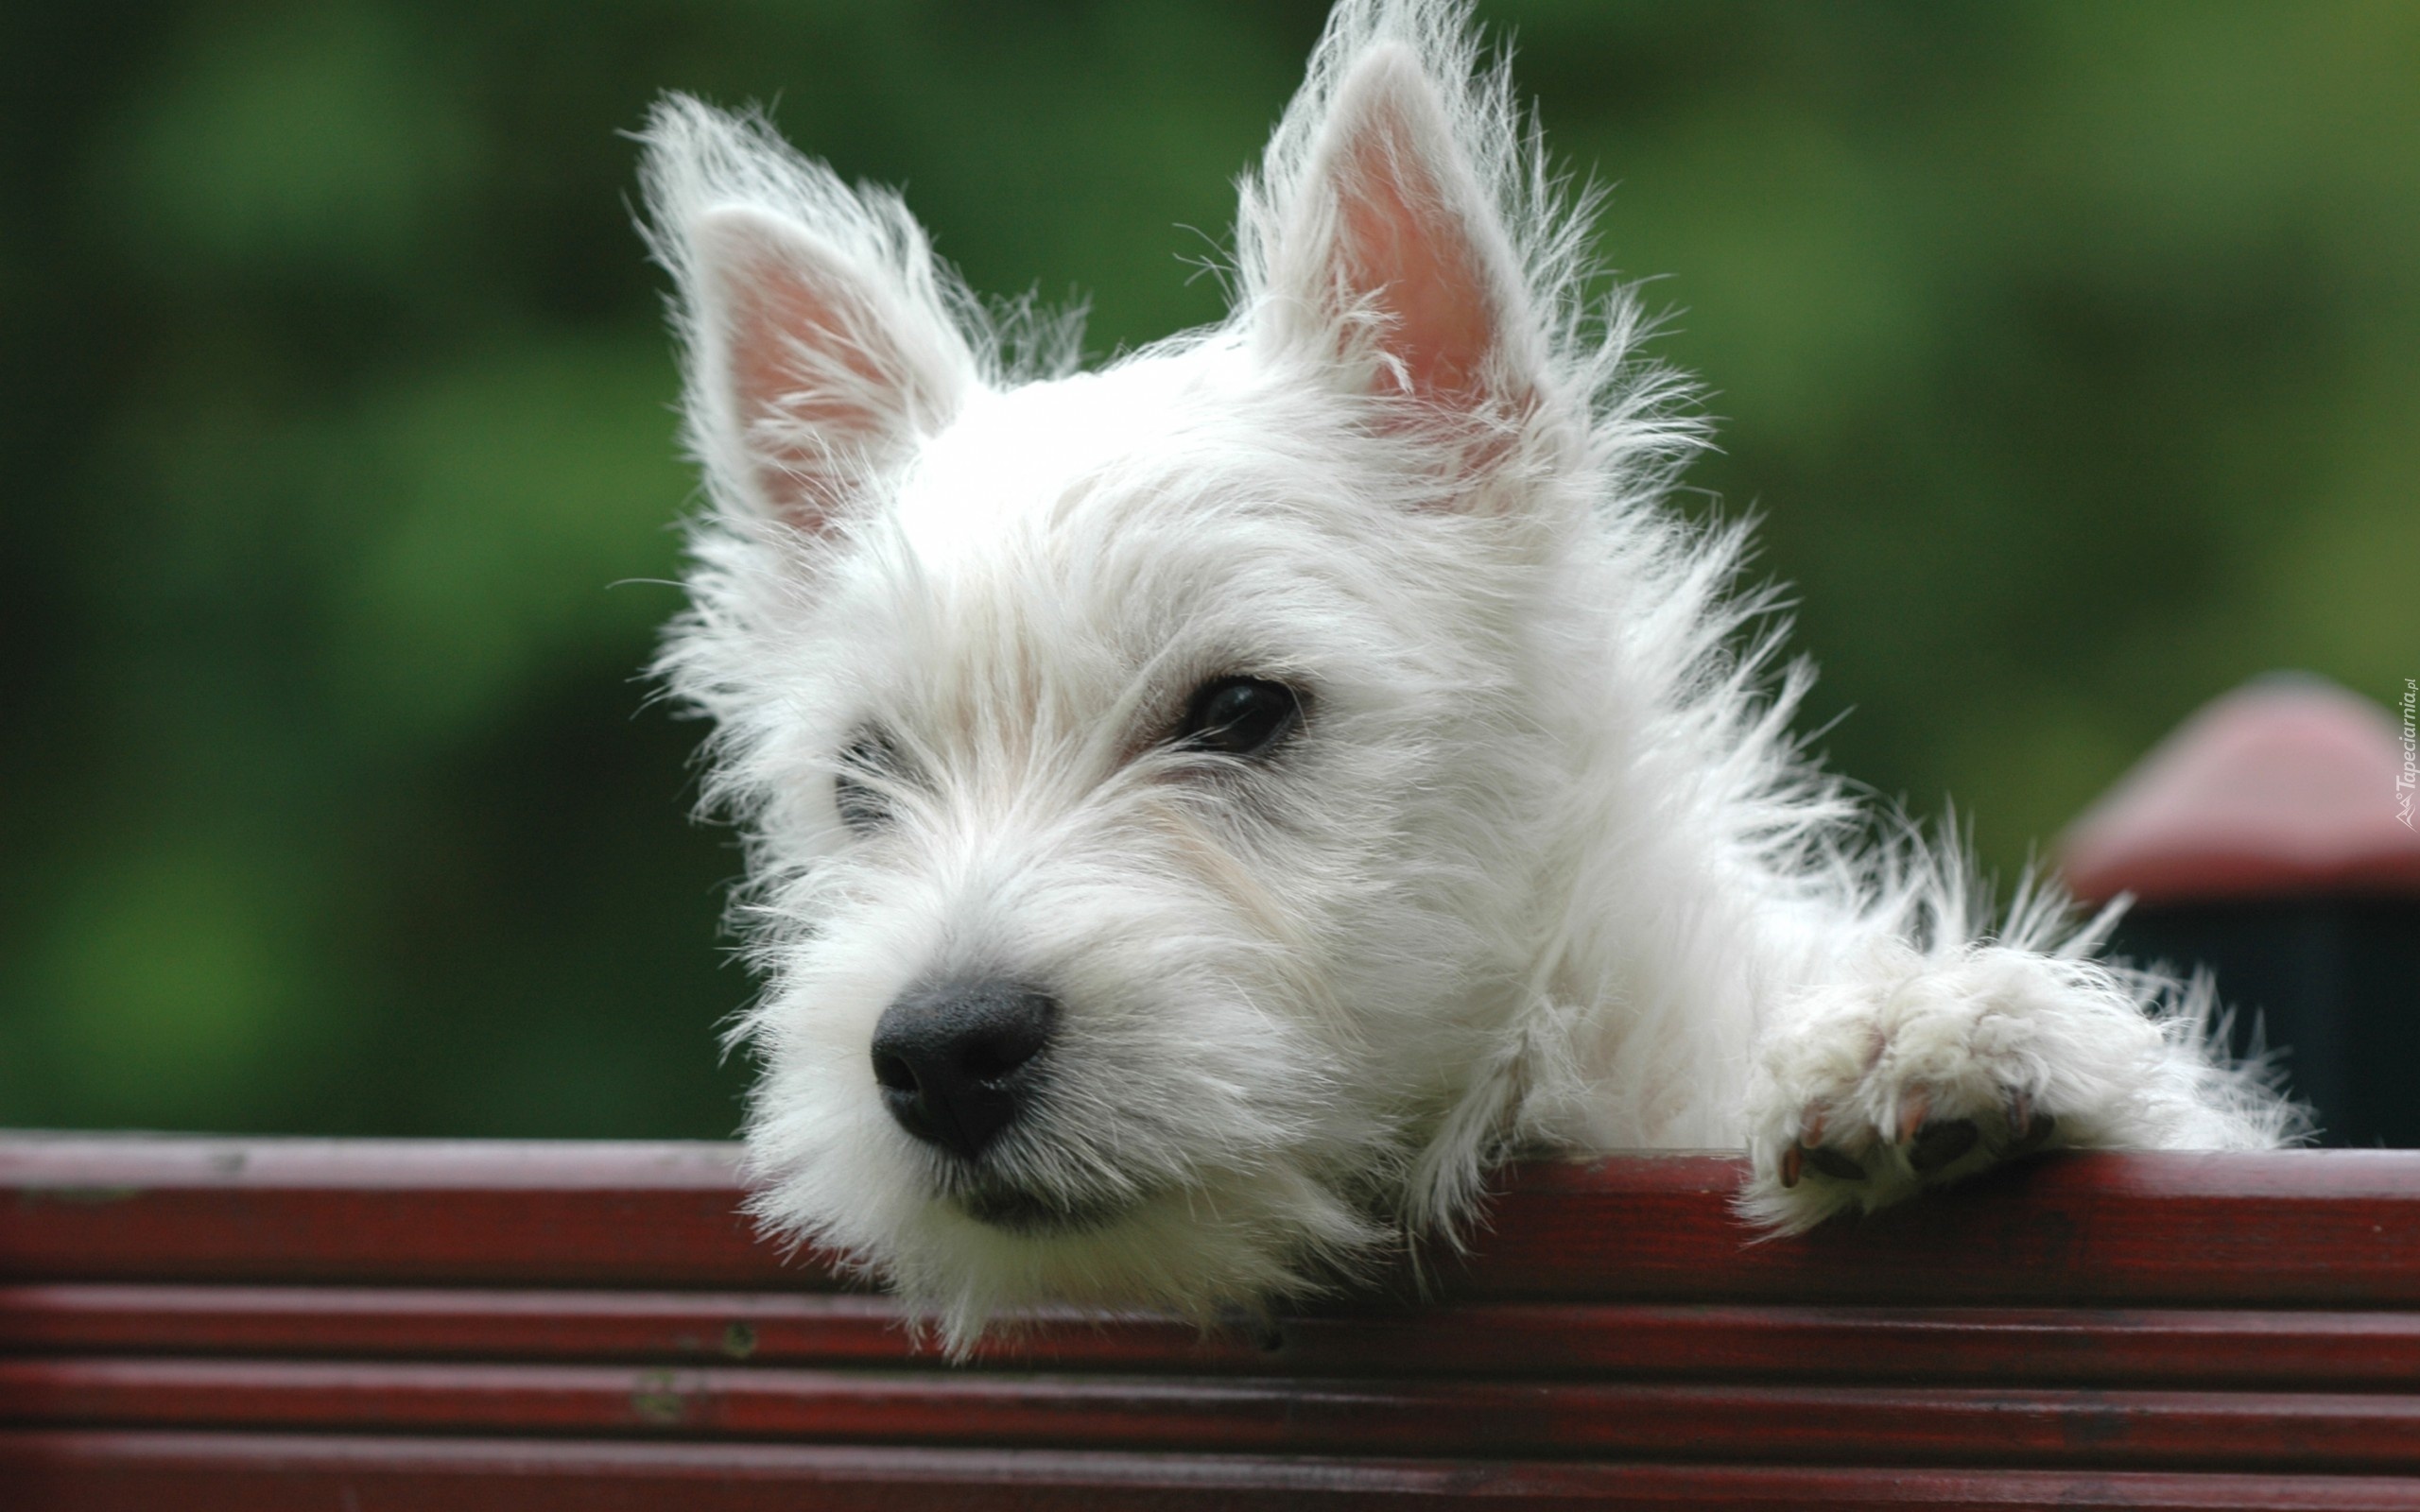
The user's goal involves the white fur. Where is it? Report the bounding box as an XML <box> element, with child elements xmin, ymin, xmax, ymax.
<box><xmin>637</xmin><ymin>0</ymin><xmax>2299</xmax><ymax>1351</ymax></box>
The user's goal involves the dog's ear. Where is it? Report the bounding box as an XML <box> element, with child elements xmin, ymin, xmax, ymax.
<box><xmin>684</xmin><ymin>205</ymin><xmax>972</xmax><ymax>530</ymax></box>
<box><xmin>1250</xmin><ymin>40</ymin><xmax>1538</xmax><ymax>427</ymax></box>
<box><xmin>643</xmin><ymin>100</ymin><xmax>978</xmax><ymax>534</ymax></box>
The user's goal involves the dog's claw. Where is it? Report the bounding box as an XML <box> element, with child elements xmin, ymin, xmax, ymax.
<box><xmin>1780</xmin><ymin>1143</ymin><xmax>1803</xmax><ymax>1188</ymax></box>
<box><xmin>1907</xmin><ymin>1118</ymin><xmax>1979</xmax><ymax>1172</ymax></box>
<box><xmin>1894</xmin><ymin>1092</ymin><xmax>1930</xmax><ymax>1146</ymax></box>
<box><xmin>2010</xmin><ymin>1110</ymin><xmax>2058</xmax><ymax>1155</ymax></box>
<box><xmin>1800</xmin><ymin>1144</ymin><xmax>1866</xmax><ymax>1182</ymax></box>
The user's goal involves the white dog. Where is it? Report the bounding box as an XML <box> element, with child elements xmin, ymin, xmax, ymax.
<box><xmin>638</xmin><ymin>0</ymin><xmax>2296</xmax><ymax>1348</ymax></box>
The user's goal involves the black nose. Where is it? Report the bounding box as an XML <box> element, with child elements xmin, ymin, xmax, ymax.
<box><xmin>870</xmin><ymin>980</ymin><xmax>1059</xmax><ymax>1160</ymax></box>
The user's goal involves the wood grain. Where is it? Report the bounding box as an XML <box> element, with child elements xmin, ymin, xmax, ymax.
<box><xmin>9</xmin><ymin>1137</ymin><xmax>2420</xmax><ymax>1304</ymax></box>
<box><xmin>7</xmin><ymin>1356</ymin><xmax>2420</xmax><ymax>1470</ymax></box>
<box><xmin>8</xmin><ymin>1283</ymin><xmax>2420</xmax><ymax>1387</ymax></box>
<box><xmin>8</xmin><ymin>1432</ymin><xmax>2420</xmax><ymax>1511</ymax></box>
<box><xmin>8</xmin><ymin>1137</ymin><xmax>2420</xmax><ymax>1507</ymax></box>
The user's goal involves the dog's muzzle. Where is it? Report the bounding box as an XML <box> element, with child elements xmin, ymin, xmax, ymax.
<box><xmin>870</xmin><ymin>978</ymin><xmax>1059</xmax><ymax>1162</ymax></box>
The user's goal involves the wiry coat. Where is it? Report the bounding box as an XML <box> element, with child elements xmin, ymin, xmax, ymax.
<box><xmin>639</xmin><ymin>0</ymin><xmax>2297</xmax><ymax>1349</ymax></box>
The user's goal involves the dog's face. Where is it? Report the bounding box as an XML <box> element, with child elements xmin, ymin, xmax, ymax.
<box><xmin>644</xmin><ymin>4</ymin><xmax>1618</xmax><ymax>1340</ymax></box>
<box><xmin>732</xmin><ymin>373</ymin><xmax>1547</xmax><ymax>1333</ymax></box>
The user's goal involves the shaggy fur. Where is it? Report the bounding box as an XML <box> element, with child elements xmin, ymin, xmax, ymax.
<box><xmin>638</xmin><ymin>0</ymin><xmax>2299</xmax><ymax>1349</ymax></box>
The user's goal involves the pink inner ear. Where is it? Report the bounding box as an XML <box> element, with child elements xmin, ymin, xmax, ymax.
<box><xmin>1333</xmin><ymin>107</ymin><xmax>1499</xmax><ymax>404</ymax></box>
<box><xmin>711</xmin><ymin>222</ymin><xmax>898</xmax><ymax>532</ymax></box>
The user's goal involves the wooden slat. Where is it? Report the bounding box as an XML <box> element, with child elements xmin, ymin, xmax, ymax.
<box><xmin>0</xmin><ymin>1137</ymin><xmax>786</xmax><ymax>1289</ymax></box>
<box><xmin>8</xmin><ymin>1284</ymin><xmax>2420</xmax><ymax>1388</ymax></box>
<box><xmin>7</xmin><ymin>1137</ymin><xmax>2420</xmax><ymax>1305</ymax></box>
<box><xmin>0</xmin><ymin>1285</ymin><xmax>895</xmax><ymax>1368</ymax></box>
<box><xmin>7</xmin><ymin>1432</ymin><xmax>2420</xmax><ymax>1511</ymax></box>
<box><xmin>6</xmin><ymin>1356</ymin><xmax>2418</xmax><ymax>1471</ymax></box>
<box><xmin>1463</xmin><ymin>1151</ymin><xmax>2420</xmax><ymax>1306</ymax></box>
<box><xmin>1275</xmin><ymin>1302</ymin><xmax>2420</xmax><ymax>1387</ymax></box>
<box><xmin>0</xmin><ymin>1137</ymin><xmax>748</xmax><ymax>1190</ymax></box>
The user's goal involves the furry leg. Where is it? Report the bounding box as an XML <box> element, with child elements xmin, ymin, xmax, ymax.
<box><xmin>1737</xmin><ymin>940</ymin><xmax>2291</xmax><ymax>1231</ymax></box>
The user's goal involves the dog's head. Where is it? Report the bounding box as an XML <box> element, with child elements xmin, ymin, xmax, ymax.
<box><xmin>640</xmin><ymin>0</ymin><xmax>1689</xmax><ymax>1343</ymax></box>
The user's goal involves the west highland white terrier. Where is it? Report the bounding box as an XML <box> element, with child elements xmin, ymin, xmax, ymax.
<box><xmin>638</xmin><ymin>0</ymin><xmax>2297</xmax><ymax>1347</ymax></box>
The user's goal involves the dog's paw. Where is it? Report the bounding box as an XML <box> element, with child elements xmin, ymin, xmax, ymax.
<box><xmin>1735</xmin><ymin>945</ymin><xmax>2133</xmax><ymax>1232</ymax></box>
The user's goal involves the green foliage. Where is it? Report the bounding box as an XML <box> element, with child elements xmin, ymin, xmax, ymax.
<box><xmin>2</xmin><ymin>1</ymin><xmax>2411</xmax><ymax>1136</ymax></box>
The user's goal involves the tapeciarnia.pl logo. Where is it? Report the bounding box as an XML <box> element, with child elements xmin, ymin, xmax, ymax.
<box><xmin>2397</xmin><ymin>678</ymin><xmax>2416</xmax><ymax>831</ymax></box>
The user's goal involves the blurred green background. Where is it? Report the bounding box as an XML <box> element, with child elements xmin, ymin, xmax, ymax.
<box><xmin>2</xmin><ymin>1</ymin><xmax>2412</xmax><ymax>1139</ymax></box>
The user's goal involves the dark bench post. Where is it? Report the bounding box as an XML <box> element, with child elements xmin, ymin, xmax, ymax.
<box><xmin>2061</xmin><ymin>674</ymin><xmax>2420</xmax><ymax>1146</ymax></box>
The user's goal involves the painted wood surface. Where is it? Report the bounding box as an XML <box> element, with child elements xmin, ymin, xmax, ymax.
<box><xmin>10</xmin><ymin>1284</ymin><xmax>2420</xmax><ymax>1385</ymax></box>
<box><xmin>6</xmin><ymin>1136</ymin><xmax>2420</xmax><ymax>1508</ymax></box>
<box><xmin>9</xmin><ymin>1434</ymin><xmax>2420</xmax><ymax>1511</ymax></box>
<box><xmin>9</xmin><ymin>1136</ymin><xmax>2420</xmax><ymax>1302</ymax></box>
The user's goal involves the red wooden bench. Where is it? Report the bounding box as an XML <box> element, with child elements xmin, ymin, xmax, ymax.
<box><xmin>7</xmin><ymin>1134</ymin><xmax>2420</xmax><ymax>1509</ymax></box>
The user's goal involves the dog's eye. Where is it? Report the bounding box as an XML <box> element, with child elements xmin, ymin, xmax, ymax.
<box><xmin>1176</xmin><ymin>677</ymin><xmax>1303</xmax><ymax>758</ymax></box>
<box><xmin>834</xmin><ymin>731</ymin><xmax>898</xmax><ymax>831</ymax></box>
